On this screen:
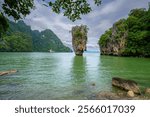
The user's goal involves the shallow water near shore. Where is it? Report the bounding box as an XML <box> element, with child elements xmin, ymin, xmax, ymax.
<box><xmin>0</xmin><ymin>52</ymin><xmax>150</xmax><ymax>99</ymax></box>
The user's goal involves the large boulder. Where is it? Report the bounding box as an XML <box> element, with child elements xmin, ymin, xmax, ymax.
<box><xmin>112</xmin><ymin>77</ymin><xmax>140</xmax><ymax>94</ymax></box>
<box><xmin>71</xmin><ymin>25</ymin><xmax>88</xmax><ymax>56</ymax></box>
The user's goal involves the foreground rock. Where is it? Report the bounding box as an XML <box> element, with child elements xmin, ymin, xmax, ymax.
<box><xmin>96</xmin><ymin>91</ymin><xmax>121</xmax><ymax>100</ymax></box>
<box><xmin>96</xmin><ymin>91</ymin><xmax>150</xmax><ymax>100</ymax></box>
<box><xmin>145</xmin><ymin>88</ymin><xmax>150</xmax><ymax>95</ymax></box>
<box><xmin>95</xmin><ymin>77</ymin><xmax>149</xmax><ymax>100</ymax></box>
<box><xmin>127</xmin><ymin>91</ymin><xmax>134</xmax><ymax>98</ymax></box>
<box><xmin>71</xmin><ymin>25</ymin><xmax>88</xmax><ymax>56</ymax></box>
<box><xmin>0</xmin><ymin>70</ymin><xmax>17</xmax><ymax>76</ymax></box>
<box><xmin>112</xmin><ymin>77</ymin><xmax>140</xmax><ymax>94</ymax></box>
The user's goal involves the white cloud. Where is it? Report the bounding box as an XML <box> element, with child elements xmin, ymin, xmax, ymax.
<box><xmin>88</xmin><ymin>0</ymin><xmax>125</xmax><ymax>18</ymax></box>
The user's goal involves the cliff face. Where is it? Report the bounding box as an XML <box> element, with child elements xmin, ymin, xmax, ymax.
<box><xmin>100</xmin><ymin>19</ymin><xmax>128</xmax><ymax>56</ymax></box>
<box><xmin>99</xmin><ymin>7</ymin><xmax>150</xmax><ymax>57</ymax></box>
<box><xmin>71</xmin><ymin>25</ymin><xmax>88</xmax><ymax>56</ymax></box>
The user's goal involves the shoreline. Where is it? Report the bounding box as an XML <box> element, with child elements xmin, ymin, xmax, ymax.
<box><xmin>94</xmin><ymin>91</ymin><xmax>150</xmax><ymax>100</ymax></box>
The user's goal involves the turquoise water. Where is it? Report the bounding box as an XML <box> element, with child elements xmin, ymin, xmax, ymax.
<box><xmin>0</xmin><ymin>52</ymin><xmax>150</xmax><ymax>99</ymax></box>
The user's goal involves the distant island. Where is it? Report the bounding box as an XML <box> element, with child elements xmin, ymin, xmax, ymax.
<box><xmin>0</xmin><ymin>20</ymin><xmax>72</xmax><ymax>52</ymax></box>
<box><xmin>99</xmin><ymin>7</ymin><xmax>150</xmax><ymax>57</ymax></box>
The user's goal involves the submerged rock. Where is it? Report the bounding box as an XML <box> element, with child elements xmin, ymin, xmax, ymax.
<box><xmin>96</xmin><ymin>91</ymin><xmax>121</xmax><ymax>100</ymax></box>
<box><xmin>112</xmin><ymin>77</ymin><xmax>141</xmax><ymax>94</ymax></box>
<box><xmin>91</xmin><ymin>83</ymin><xmax>96</xmax><ymax>86</ymax></box>
<box><xmin>0</xmin><ymin>69</ymin><xmax>17</xmax><ymax>76</ymax></box>
<box><xmin>71</xmin><ymin>25</ymin><xmax>88</xmax><ymax>56</ymax></box>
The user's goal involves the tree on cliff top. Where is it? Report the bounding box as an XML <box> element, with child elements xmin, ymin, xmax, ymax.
<box><xmin>0</xmin><ymin>0</ymin><xmax>34</xmax><ymax>38</ymax></box>
<box><xmin>0</xmin><ymin>0</ymin><xmax>101</xmax><ymax>38</ymax></box>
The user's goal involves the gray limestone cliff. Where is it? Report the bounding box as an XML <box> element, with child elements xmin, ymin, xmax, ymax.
<box><xmin>99</xmin><ymin>19</ymin><xmax>128</xmax><ymax>56</ymax></box>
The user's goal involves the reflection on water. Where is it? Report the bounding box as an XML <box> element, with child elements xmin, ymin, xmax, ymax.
<box><xmin>100</xmin><ymin>56</ymin><xmax>150</xmax><ymax>89</ymax></box>
<box><xmin>71</xmin><ymin>56</ymin><xmax>88</xmax><ymax>99</ymax></box>
<box><xmin>0</xmin><ymin>52</ymin><xmax>150</xmax><ymax>99</ymax></box>
<box><xmin>71</xmin><ymin>56</ymin><xmax>87</xmax><ymax>83</ymax></box>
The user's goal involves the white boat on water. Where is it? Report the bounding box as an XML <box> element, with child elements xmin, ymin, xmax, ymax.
<box><xmin>49</xmin><ymin>49</ymin><xmax>54</xmax><ymax>53</ymax></box>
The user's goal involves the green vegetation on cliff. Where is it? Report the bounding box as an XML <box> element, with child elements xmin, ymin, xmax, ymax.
<box><xmin>99</xmin><ymin>7</ymin><xmax>150</xmax><ymax>57</ymax></box>
<box><xmin>72</xmin><ymin>25</ymin><xmax>88</xmax><ymax>56</ymax></box>
<box><xmin>0</xmin><ymin>20</ymin><xmax>71</xmax><ymax>52</ymax></box>
<box><xmin>0</xmin><ymin>32</ymin><xmax>32</xmax><ymax>52</ymax></box>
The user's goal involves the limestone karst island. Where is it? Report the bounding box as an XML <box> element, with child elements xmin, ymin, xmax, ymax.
<box><xmin>0</xmin><ymin>0</ymin><xmax>150</xmax><ymax>100</ymax></box>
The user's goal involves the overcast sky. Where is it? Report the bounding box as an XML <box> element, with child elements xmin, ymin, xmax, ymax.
<box><xmin>24</xmin><ymin>0</ymin><xmax>149</xmax><ymax>51</ymax></box>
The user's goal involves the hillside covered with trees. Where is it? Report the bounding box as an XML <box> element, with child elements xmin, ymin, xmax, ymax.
<box><xmin>0</xmin><ymin>20</ymin><xmax>71</xmax><ymax>52</ymax></box>
<box><xmin>99</xmin><ymin>7</ymin><xmax>150</xmax><ymax>57</ymax></box>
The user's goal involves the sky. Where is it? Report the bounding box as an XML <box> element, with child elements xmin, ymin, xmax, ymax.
<box><xmin>24</xmin><ymin>0</ymin><xmax>149</xmax><ymax>51</ymax></box>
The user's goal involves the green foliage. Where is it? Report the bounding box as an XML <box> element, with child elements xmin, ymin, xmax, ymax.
<box><xmin>73</xmin><ymin>25</ymin><xmax>88</xmax><ymax>40</ymax></box>
<box><xmin>74</xmin><ymin>30</ymin><xmax>83</xmax><ymax>38</ymax></box>
<box><xmin>126</xmin><ymin>16</ymin><xmax>139</xmax><ymax>31</ymax></box>
<box><xmin>32</xmin><ymin>29</ymin><xmax>71</xmax><ymax>52</ymax></box>
<box><xmin>114</xmin><ymin>19</ymin><xmax>128</xmax><ymax>40</ymax></box>
<box><xmin>0</xmin><ymin>32</ymin><xmax>33</xmax><ymax>52</ymax></box>
<box><xmin>48</xmin><ymin>0</ymin><xmax>101</xmax><ymax>21</ymax></box>
<box><xmin>0</xmin><ymin>13</ymin><xmax>8</xmax><ymax>32</ymax></box>
<box><xmin>129</xmin><ymin>8</ymin><xmax>146</xmax><ymax>18</ymax></box>
<box><xmin>2</xmin><ymin>0</ymin><xmax>34</xmax><ymax>20</ymax></box>
<box><xmin>99</xmin><ymin>6</ymin><xmax>150</xmax><ymax>57</ymax></box>
<box><xmin>72</xmin><ymin>25</ymin><xmax>88</xmax><ymax>54</ymax></box>
<box><xmin>99</xmin><ymin>19</ymin><xmax>128</xmax><ymax>47</ymax></box>
<box><xmin>99</xmin><ymin>28</ymin><xmax>112</xmax><ymax>46</ymax></box>
<box><xmin>115</xmin><ymin>19</ymin><xmax>128</xmax><ymax>31</ymax></box>
<box><xmin>0</xmin><ymin>0</ymin><xmax>101</xmax><ymax>36</ymax></box>
<box><xmin>125</xmin><ymin>31</ymin><xmax>150</xmax><ymax>56</ymax></box>
<box><xmin>1</xmin><ymin>0</ymin><xmax>101</xmax><ymax>22</ymax></box>
<box><xmin>139</xmin><ymin>8</ymin><xmax>150</xmax><ymax>30</ymax></box>
<box><xmin>0</xmin><ymin>0</ymin><xmax>34</xmax><ymax>38</ymax></box>
<box><xmin>125</xmin><ymin>8</ymin><xmax>150</xmax><ymax>57</ymax></box>
<box><xmin>0</xmin><ymin>13</ymin><xmax>9</xmax><ymax>38</ymax></box>
<box><xmin>0</xmin><ymin>20</ymin><xmax>71</xmax><ymax>52</ymax></box>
